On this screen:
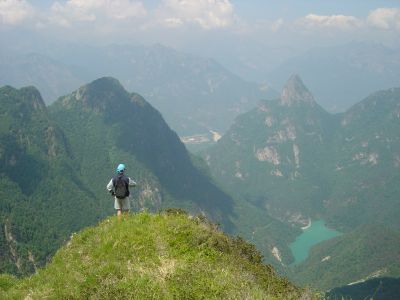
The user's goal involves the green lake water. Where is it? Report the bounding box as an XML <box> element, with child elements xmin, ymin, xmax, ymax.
<box><xmin>289</xmin><ymin>220</ymin><xmax>341</xmax><ymax>265</ymax></box>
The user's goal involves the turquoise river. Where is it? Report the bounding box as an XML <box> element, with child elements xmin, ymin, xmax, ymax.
<box><xmin>289</xmin><ymin>220</ymin><xmax>342</xmax><ymax>265</ymax></box>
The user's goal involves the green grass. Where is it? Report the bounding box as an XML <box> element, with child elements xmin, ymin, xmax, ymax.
<box><xmin>1</xmin><ymin>211</ymin><xmax>316</xmax><ymax>299</ymax></box>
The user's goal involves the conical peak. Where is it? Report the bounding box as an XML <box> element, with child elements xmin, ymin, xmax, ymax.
<box><xmin>280</xmin><ymin>74</ymin><xmax>315</xmax><ymax>107</ymax></box>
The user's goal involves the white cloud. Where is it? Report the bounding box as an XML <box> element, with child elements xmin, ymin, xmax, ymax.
<box><xmin>300</xmin><ymin>14</ymin><xmax>362</xmax><ymax>30</ymax></box>
<box><xmin>0</xmin><ymin>0</ymin><xmax>35</xmax><ymax>25</ymax></box>
<box><xmin>2</xmin><ymin>2</ymin><xmax>398</xmax><ymax>49</ymax></box>
<box><xmin>367</xmin><ymin>8</ymin><xmax>400</xmax><ymax>31</ymax></box>
<box><xmin>158</xmin><ymin>0</ymin><xmax>235</xmax><ymax>29</ymax></box>
<box><xmin>50</xmin><ymin>0</ymin><xmax>147</xmax><ymax>27</ymax></box>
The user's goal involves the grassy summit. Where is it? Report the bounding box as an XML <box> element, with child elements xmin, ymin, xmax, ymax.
<box><xmin>0</xmin><ymin>210</ymin><xmax>314</xmax><ymax>299</ymax></box>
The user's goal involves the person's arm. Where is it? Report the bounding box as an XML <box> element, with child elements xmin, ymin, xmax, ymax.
<box><xmin>107</xmin><ymin>179</ymin><xmax>115</xmax><ymax>195</ymax></box>
<box><xmin>128</xmin><ymin>178</ymin><xmax>137</xmax><ymax>187</ymax></box>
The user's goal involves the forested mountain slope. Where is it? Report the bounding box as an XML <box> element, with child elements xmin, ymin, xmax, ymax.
<box><xmin>0</xmin><ymin>86</ymin><xmax>101</xmax><ymax>275</ymax></box>
<box><xmin>327</xmin><ymin>276</ymin><xmax>400</xmax><ymax>300</ymax></box>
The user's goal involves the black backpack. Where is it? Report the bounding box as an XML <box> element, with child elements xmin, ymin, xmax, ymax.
<box><xmin>114</xmin><ymin>176</ymin><xmax>128</xmax><ymax>199</ymax></box>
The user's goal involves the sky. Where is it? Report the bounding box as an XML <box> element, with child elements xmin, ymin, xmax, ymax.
<box><xmin>1</xmin><ymin>1</ymin><xmax>399</xmax><ymax>42</ymax></box>
<box><xmin>1</xmin><ymin>0</ymin><xmax>399</xmax><ymax>77</ymax></box>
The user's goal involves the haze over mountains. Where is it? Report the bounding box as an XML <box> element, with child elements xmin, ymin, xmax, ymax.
<box><xmin>0</xmin><ymin>44</ymin><xmax>275</xmax><ymax>137</ymax></box>
<box><xmin>0</xmin><ymin>50</ymin><xmax>82</xmax><ymax>105</ymax></box>
<box><xmin>2</xmin><ymin>41</ymin><xmax>399</xmax><ymax>136</ymax></box>
<box><xmin>267</xmin><ymin>42</ymin><xmax>400</xmax><ymax>112</ymax></box>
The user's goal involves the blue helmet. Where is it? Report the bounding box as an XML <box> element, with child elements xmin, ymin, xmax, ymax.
<box><xmin>116</xmin><ymin>163</ymin><xmax>126</xmax><ymax>174</ymax></box>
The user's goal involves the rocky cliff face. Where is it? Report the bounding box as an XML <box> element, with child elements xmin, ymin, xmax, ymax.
<box><xmin>280</xmin><ymin>75</ymin><xmax>315</xmax><ymax>107</ymax></box>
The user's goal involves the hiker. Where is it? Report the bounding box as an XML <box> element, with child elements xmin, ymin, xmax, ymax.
<box><xmin>107</xmin><ymin>163</ymin><xmax>137</xmax><ymax>220</ymax></box>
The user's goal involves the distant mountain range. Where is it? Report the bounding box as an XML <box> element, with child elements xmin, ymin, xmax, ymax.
<box><xmin>3</xmin><ymin>41</ymin><xmax>398</xmax><ymax>136</ymax></box>
<box><xmin>267</xmin><ymin>42</ymin><xmax>400</xmax><ymax>112</ymax></box>
<box><xmin>0</xmin><ymin>44</ymin><xmax>275</xmax><ymax>137</ymax></box>
<box><xmin>0</xmin><ymin>51</ymin><xmax>82</xmax><ymax>103</ymax></box>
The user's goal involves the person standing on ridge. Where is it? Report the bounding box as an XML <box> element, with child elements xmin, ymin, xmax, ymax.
<box><xmin>107</xmin><ymin>163</ymin><xmax>137</xmax><ymax>220</ymax></box>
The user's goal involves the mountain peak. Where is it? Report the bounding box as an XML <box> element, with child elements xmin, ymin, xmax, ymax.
<box><xmin>280</xmin><ymin>74</ymin><xmax>315</xmax><ymax>107</ymax></box>
<box><xmin>78</xmin><ymin>77</ymin><xmax>126</xmax><ymax>98</ymax></box>
<box><xmin>86</xmin><ymin>76</ymin><xmax>123</xmax><ymax>90</ymax></box>
<box><xmin>70</xmin><ymin>77</ymin><xmax>130</xmax><ymax>112</ymax></box>
<box><xmin>0</xmin><ymin>85</ymin><xmax>46</xmax><ymax>114</ymax></box>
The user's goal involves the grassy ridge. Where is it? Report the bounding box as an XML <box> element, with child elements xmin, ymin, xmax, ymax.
<box><xmin>0</xmin><ymin>211</ymin><xmax>316</xmax><ymax>299</ymax></box>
